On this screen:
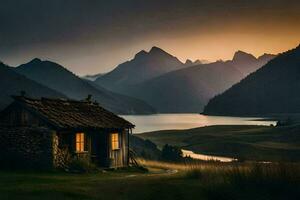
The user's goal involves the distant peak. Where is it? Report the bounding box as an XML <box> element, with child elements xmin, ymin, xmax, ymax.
<box><xmin>134</xmin><ymin>50</ymin><xmax>148</xmax><ymax>59</ymax></box>
<box><xmin>185</xmin><ymin>59</ymin><xmax>193</xmax><ymax>65</ymax></box>
<box><xmin>233</xmin><ymin>51</ymin><xmax>256</xmax><ymax>62</ymax></box>
<box><xmin>133</xmin><ymin>46</ymin><xmax>175</xmax><ymax>60</ymax></box>
<box><xmin>233</xmin><ymin>50</ymin><xmax>254</xmax><ymax>57</ymax></box>
<box><xmin>149</xmin><ymin>46</ymin><xmax>168</xmax><ymax>55</ymax></box>
<box><xmin>194</xmin><ymin>59</ymin><xmax>202</xmax><ymax>64</ymax></box>
<box><xmin>150</xmin><ymin>46</ymin><xmax>162</xmax><ymax>52</ymax></box>
<box><xmin>30</xmin><ymin>58</ymin><xmax>42</xmax><ymax>63</ymax></box>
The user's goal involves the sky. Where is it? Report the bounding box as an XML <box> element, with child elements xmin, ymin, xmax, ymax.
<box><xmin>1</xmin><ymin>0</ymin><xmax>300</xmax><ymax>75</ymax></box>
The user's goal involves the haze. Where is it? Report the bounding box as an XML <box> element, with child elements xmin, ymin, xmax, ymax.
<box><xmin>1</xmin><ymin>0</ymin><xmax>300</xmax><ymax>75</ymax></box>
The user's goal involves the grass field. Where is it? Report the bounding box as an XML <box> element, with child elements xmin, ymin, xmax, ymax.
<box><xmin>0</xmin><ymin>162</ymin><xmax>299</xmax><ymax>200</ymax></box>
<box><xmin>139</xmin><ymin>125</ymin><xmax>300</xmax><ymax>162</ymax></box>
<box><xmin>1</xmin><ymin>125</ymin><xmax>299</xmax><ymax>199</ymax></box>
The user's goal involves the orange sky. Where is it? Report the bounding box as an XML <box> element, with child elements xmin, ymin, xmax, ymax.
<box><xmin>159</xmin><ymin>32</ymin><xmax>300</xmax><ymax>63</ymax></box>
<box><xmin>1</xmin><ymin>0</ymin><xmax>300</xmax><ymax>75</ymax></box>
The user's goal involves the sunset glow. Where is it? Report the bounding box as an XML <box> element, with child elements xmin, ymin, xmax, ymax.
<box><xmin>1</xmin><ymin>0</ymin><xmax>300</xmax><ymax>75</ymax></box>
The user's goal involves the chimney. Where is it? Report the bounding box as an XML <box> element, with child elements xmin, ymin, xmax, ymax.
<box><xmin>93</xmin><ymin>100</ymin><xmax>99</xmax><ymax>106</ymax></box>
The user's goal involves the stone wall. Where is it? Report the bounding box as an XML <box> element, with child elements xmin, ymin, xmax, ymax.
<box><xmin>0</xmin><ymin>126</ymin><xmax>54</xmax><ymax>170</ymax></box>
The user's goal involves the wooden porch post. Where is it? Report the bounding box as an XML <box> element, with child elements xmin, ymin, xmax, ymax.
<box><xmin>127</xmin><ymin>128</ymin><xmax>131</xmax><ymax>166</ymax></box>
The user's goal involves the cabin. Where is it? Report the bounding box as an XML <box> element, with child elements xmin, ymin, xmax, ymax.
<box><xmin>0</xmin><ymin>95</ymin><xmax>134</xmax><ymax>170</ymax></box>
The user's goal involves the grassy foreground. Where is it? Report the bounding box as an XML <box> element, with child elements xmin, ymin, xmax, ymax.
<box><xmin>0</xmin><ymin>162</ymin><xmax>299</xmax><ymax>200</ymax></box>
<box><xmin>139</xmin><ymin>125</ymin><xmax>300</xmax><ymax>162</ymax></box>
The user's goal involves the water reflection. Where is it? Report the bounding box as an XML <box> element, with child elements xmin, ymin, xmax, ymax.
<box><xmin>121</xmin><ymin>114</ymin><xmax>276</xmax><ymax>133</ymax></box>
<box><xmin>182</xmin><ymin>149</ymin><xmax>237</xmax><ymax>162</ymax></box>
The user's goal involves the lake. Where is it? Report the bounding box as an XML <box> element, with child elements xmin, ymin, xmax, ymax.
<box><xmin>121</xmin><ymin>114</ymin><xmax>277</xmax><ymax>134</ymax></box>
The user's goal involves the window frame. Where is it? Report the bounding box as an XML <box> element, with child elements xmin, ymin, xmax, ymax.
<box><xmin>75</xmin><ymin>132</ymin><xmax>86</xmax><ymax>153</ymax></box>
<box><xmin>111</xmin><ymin>133</ymin><xmax>120</xmax><ymax>150</ymax></box>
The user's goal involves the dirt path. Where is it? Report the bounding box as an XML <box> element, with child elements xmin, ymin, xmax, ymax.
<box><xmin>124</xmin><ymin>168</ymin><xmax>178</xmax><ymax>178</ymax></box>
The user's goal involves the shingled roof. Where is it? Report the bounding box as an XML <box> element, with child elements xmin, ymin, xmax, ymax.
<box><xmin>11</xmin><ymin>96</ymin><xmax>134</xmax><ymax>130</ymax></box>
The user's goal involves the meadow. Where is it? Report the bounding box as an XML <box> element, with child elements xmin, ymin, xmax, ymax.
<box><xmin>139</xmin><ymin>125</ymin><xmax>300</xmax><ymax>162</ymax></box>
<box><xmin>0</xmin><ymin>161</ymin><xmax>299</xmax><ymax>200</ymax></box>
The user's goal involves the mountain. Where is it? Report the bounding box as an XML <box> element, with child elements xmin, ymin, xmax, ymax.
<box><xmin>81</xmin><ymin>73</ymin><xmax>105</xmax><ymax>81</ymax></box>
<box><xmin>230</xmin><ymin>51</ymin><xmax>275</xmax><ymax>75</ymax></box>
<box><xmin>94</xmin><ymin>50</ymin><xmax>274</xmax><ymax>113</ymax></box>
<box><xmin>0</xmin><ymin>62</ymin><xmax>65</xmax><ymax>110</ymax></box>
<box><xmin>95</xmin><ymin>46</ymin><xmax>185</xmax><ymax>90</ymax></box>
<box><xmin>124</xmin><ymin>61</ymin><xmax>244</xmax><ymax>112</ymax></box>
<box><xmin>14</xmin><ymin>59</ymin><xmax>155</xmax><ymax>114</ymax></box>
<box><xmin>184</xmin><ymin>59</ymin><xmax>194</xmax><ymax>66</ymax></box>
<box><xmin>203</xmin><ymin>45</ymin><xmax>300</xmax><ymax>116</ymax></box>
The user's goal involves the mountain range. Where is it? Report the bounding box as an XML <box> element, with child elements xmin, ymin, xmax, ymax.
<box><xmin>13</xmin><ymin>59</ymin><xmax>155</xmax><ymax>114</ymax></box>
<box><xmin>95</xmin><ymin>47</ymin><xmax>275</xmax><ymax>112</ymax></box>
<box><xmin>203</xmin><ymin>44</ymin><xmax>300</xmax><ymax>116</ymax></box>
<box><xmin>0</xmin><ymin>62</ymin><xmax>65</xmax><ymax>110</ymax></box>
<box><xmin>1</xmin><ymin>45</ymin><xmax>283</xmax><ymax>115</ymax></box>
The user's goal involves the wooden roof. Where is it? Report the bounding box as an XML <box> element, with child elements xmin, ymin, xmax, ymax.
<box><xmin>12</xmin><ymin>96</ymin><xmax>134</xmax><ymax>130</ymax></box>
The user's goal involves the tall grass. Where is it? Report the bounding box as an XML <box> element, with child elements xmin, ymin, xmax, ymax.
<box><xmin>226</xmin><ymin>163</ymin><xmax>299</xmax><ymax>189</ymax></box>
<box><xmin>203</xmin><ymin>163</ymin><xmax>300</xmax><ymax>199</ymax></box>
<box><xmin>139</xmin><ymin>159</ymin><xmax>300</xmax><ymax>180</ymax></box>
<box><xmin>137</xmin><ymin>158</ymin><xmax>230</xmax><ymax>171</ymax></box>
<box><xmin>184</xmin><ymin>163</ymin><xmax>300</xmax><ymax>183</ymax></box>
<box><xmin>139</xmin><ymin>159</ymin><xmax>300</xmax><ymax>199</ymax></box>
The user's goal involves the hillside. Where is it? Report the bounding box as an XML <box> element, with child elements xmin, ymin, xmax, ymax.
<box><xmin>86</xmin><ymin>80</ymin><xmax>156</xmax><ymax>114</ymax></box>
<box><xmin>0</xmin><ymin>62</ymin><xmax>65</xmax><ymax>110</ymax></box>
<box><xmin>14</xmin><ymin>59</ymin><xmax>155</xmax><ymax>114</ymax></box>
<box><xmin>203</xmin><ymin>45</ymin><xmax>300</xmax><ymax>116</ymax></box>
<box><xmin>95</xmin><ymin>46</ymin><xmax>185</xmax><ymax>90</ymax></box>
<box><xmin>140</xmin><ymin>125</ymin><xmax>300</xmax><ymax>162</ymax></box>
<box><xmin>126</xmin><ymin>61</ymin><xmax>243</xmax><ymax>112</ymax></box>
<box><xmin>129</xmin><ymin>135</ymin><xmax>161</xmax><ymax>160</ymax></box>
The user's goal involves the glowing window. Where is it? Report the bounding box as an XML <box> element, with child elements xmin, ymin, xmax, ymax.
<box><xmin>76</xmin><ymin>133</ymin><xmax>85</xmax><ymax>152</ymax></box>
<box><xmin>111</xmin><ymin>133</ymin><xmax>119</xmax><ymax>150</ymax></box>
